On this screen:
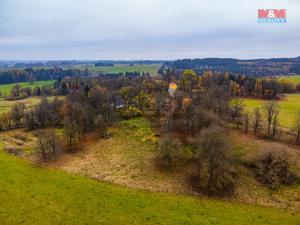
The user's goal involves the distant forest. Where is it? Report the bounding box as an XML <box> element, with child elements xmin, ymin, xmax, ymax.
<box><xmin>0</xmin><ymin>68</ymin><xmax>87</xmax><ymax>85</ymax></box>
<box><xmin>165</xmin><ymin>57</ymin><xmax>300</xmax><ymax>76</ymax></box>
<box><xmin>0</xmin><ymin>68</ymin><xmax>146</xmax><ymax>85</ymax></box>
<box><xmin>0</xmin><ymin>60</ymin><xmax>164</xmax><ymax>68</ymax></box>
<box><xmin>1</xmin><ymin>57</ymin><xmax>300</xmax><ymax>85</ymax></box>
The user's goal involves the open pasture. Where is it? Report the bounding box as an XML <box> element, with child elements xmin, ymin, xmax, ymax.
<box><xmin>276</xmin><ymin>75</ymin><xmax>300</xmax><ymax>84</ymax></box>
<box><xmin>1</xmin><ymin>135</ymin><xmax>299</xmax><ymax>225</ymax></box>
<box><xmin>0</xmin><ymin>80</ymin><xmax>55</xmax><ymax>96</ymax></box>
<box><xmin>243</xmin><ymin>94</ymin><xmax>300</xmax><ymax>129</ymax></box>
<box><xmin>73</xmin><ymin>64</ymin><xmax>161</xmax><ymax>75</ymax></box>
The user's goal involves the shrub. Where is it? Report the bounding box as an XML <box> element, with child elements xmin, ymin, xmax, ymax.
<box><xmin>158</xmin><ymin>134</ymin><xmax>181</xmax><ymax>167</ymax></box>
<box><xmin>296</xmin><ymin>83</ymin><xmax>300</xmax><ymax>91</ymax></box>
<box><xmin>254</xmin><ymin>151</ymin><xmax>297</xmax><ymax>188</ymax></box>
<box><xmin>36</xmin><ymin>130</ymin><xmax>62</xmax><ymax>161</ymax></box>
<box><xmin>119</xmin><ymin>106</ymin><xmax>142</xmax><ymax>119</ymax></box>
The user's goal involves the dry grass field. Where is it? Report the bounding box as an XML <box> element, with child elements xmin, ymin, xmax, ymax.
<box><xmin>38</xmin><ymin>118</ymin><xmax>300</xmax><ymax>212</ymax></box>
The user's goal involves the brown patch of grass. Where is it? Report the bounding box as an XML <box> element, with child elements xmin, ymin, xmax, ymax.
<box><xmin>0</xmin><ymin>129</ymin><xmax>38</xmax><ymax>160</ymax></box>
<box><xmin>229</xmin><ymin>130</ymin><xmax>300</xmax><ymax>174</ymax></box>
<box><xmin>229</xmin><ymin>130</ymin><xmax>300</xmax><ymax>211</ymax></box>
<box><xmin>2</xmin><ymin>118</ymin><xmax>299</xmax><ymax>212</ymax></box>
<box><xmin>49</xmin><ymin>120</ymin><xmax>196</xmax><ymax>195</ymax></box>
<box><xmin>47</xmin><ymin>119</ymin><xmax>300</xmax><ymax>211</ymax></box>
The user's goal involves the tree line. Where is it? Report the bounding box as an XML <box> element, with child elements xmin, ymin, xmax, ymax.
<box><xmin>159</xmin><ymin>68</ymin><xmax>300</xmax><ymax>99</ymax></box>
<box><xmin>0</xmin><ymin>67</ymin><xmax>150</xmax><ymax>85</ymax></box>
<box><xmin>165</xmin><ymin>57</ymin><xmax>300</xmax><ymax>76</ymax></box>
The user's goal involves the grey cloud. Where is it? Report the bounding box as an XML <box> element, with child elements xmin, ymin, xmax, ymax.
<box><xmin>0</xmin><ymin>0</ymin><xmax>299</xmax><ymax>59</ymax></box>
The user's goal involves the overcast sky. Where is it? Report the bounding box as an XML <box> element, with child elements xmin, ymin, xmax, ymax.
<box><xmin>0</xmin><ymin>0</ymin><xmax>299</xmax><ymax>60</ymax></box>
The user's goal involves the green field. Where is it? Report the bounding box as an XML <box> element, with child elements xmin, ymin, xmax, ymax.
<box><xmin>0</xmin><ymin>145</ymin><xmax>299</xmax><ymax>225</ymax></box>
<box><xmin>243</xmin><ymin>94</ymin><xmax>300</xmax><ymax>129</ymax></box>
<box><xmin>75</xmin><ymin>64</ymin><xmax>161</xmax><ymax>75</ymax></box>
<box><xmin>0</xmin><ymin>80</ymin><xmax>55</xmax><ymax>96</ymax></box>
<box><xmin>277</xmin><ymin>75</ymin><xmax>300</xmax><ymax>84</ymax></box>
<box><xmin>0</xmin><ymin>64</ymin><xmax>161</xmax><ymax>76</ymax></box>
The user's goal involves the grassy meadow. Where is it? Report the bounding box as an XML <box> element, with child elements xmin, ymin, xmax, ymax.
<box><xmin>277</xmin><ymin>75</ymin><xmax>300</xmax><ymax>84</ymax></box>
<box><xmin>0</xmin><ymin>64</ymin><xmax>162</xmax><ymax>76</ymax></box>
<box><xmin>0</xmin><ymin>80</ymin><xmax>55</xmax><ymax>96</ymax></box>
<box><xmin>243</xmin><ymin>94</ymin><xmax>300</xmax><ymax>129</ymax></box>
<box><xmin>0</xmin><ymin>80</ymin><xmax>56</xmax><ymax>113</ymax></box>
<box><xmin>0</xmin><ymin>144</ymin><xmax>299</xmax><ymax>225</ymax></box>
<box><xmin>49</xmin><ymin>117</ymin><xmax>300</xmax><ymax>211</ymax></box>
<box><xmin>73</xmin><ymin>64</ymin><xmax>161</xmax><ymax>75</ymax></box>
<box><xmin>0</xmin><ymin>96</ymin><xmax>61</xmax><ymax>113</ymax></box>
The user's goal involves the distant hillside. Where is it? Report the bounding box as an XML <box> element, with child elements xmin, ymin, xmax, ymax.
<box><xmin>166</xmin><ymin>57</ymin><xmax>300</xmax><ymax>76</ymax></box>
<box><xmin>0</xmin><ymin>60</ymin><xmax>164</xmax><ymax>68</ymax></box>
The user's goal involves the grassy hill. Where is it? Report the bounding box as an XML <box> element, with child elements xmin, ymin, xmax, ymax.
<box><xmin>0</xmin><ymin>144</ymin><xmax>299</xmax><ymax>225</ymax></box>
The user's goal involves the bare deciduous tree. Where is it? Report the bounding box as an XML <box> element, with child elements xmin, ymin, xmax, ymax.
<box><xmin>63</xmin><ymin>116</ymin><xmax>79</xmax><ymax>151</ymax></box>
<box><xmin>243</xmin><ymin>111</ymin><xmax>250</xmax><ymax>134</ymax></box>
<box><xmin>196</xmin><ymin>125</ymin><xmax>236</xmax><ymax>197</ymax></box>
<box><xmin>252</xmin><ymin>107</ymin><xmax>262</xmax><ymax>135</ymax></box>
<box><xmin>158</xmin><ymin>134</ymin><xmax>181</xmax><ymax>167</ymax></box>
<box><xmin>0</xmin><ymin>112</ymin><xmax>11</xmax><ymax>130</ymax></box>
<box><xmin>264</xmin><ymin>101</ymin><xmax>279</xmax><ymax>137</ymax></box>
<box><xmin>229</xmin><ymin>98</ymin><xmax>244</xmax><ymax>121</ymax></box>
<box><xmin>10</xmin><ymin>103</ymin><xmax>25</xmax><ymax>127</ymax></box>
<box><xmin>36</xmin><ymin>130</ymin><xmax>61</xmax><ymax>161</ymax></box>
<box><xmin>254</xmin><ymin>150</ymin><xmax>297</xmax><ymax>188</ymax></box>
<box><xmin>295</xmin><ymin>112</ymin><xmax>300</xmax><ymax>144</ymax></box>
